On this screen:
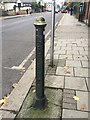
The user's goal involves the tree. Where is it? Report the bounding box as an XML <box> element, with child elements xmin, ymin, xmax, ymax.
<box><xmin>44</xmin><ymin>3</ymin><xmax>46</xmax><ymax>8</ymax></box>
<box><xmin>37</xmin><ymin>1</ymin><xmax>41</xmax><ymax>8</ymax></box>
<box><xmin>31</xmin><ymin>2</ymin><xmax>38</xmax><ymax>9</ymax></box>
<box><xmin>64</xmin><ymin>1</ymin><xmax>68</xmax><ymax>6</ymax></box>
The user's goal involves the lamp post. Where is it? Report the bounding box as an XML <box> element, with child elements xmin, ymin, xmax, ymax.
<box><xmin>17</xmin><ymin>0</ymin><xmax>21</xmax><ymax>11</ymax></box>
<box><xmin>78</xmin><ymin>2</ymin><xmax>84</xmax><ymax>22</ymax></box>
<box><xmin>50</xmin><ymin>0</ymin><xmax>55</xmax><ymax>67</ymax></box>
<box><xmin>40</xmin><ymin>0</ymin><xmax>44</xmax><ymax>12</ymax></box>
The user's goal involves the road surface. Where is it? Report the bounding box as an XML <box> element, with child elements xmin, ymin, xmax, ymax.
<box><xmin>1</xmin><ymin>12</ymin><xmax>63</xmax><ymax>99</ymax></box>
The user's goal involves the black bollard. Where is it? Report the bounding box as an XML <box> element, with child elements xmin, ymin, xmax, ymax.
<box><xmin>78</xmin><ymin>3</ymin><xmax>84</xmax><ymax>22</ymax></box>
<box><xmin>33</xmin><ymin>17</ymin><xmax>47</xmax><ymax>109</ymax></box>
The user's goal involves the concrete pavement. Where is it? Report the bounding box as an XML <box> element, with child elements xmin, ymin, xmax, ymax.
<box><xmin>0</xmin><ymin>14</ymin><xmax>31</xmax><ymax>20</ymax></box>
<box><xmin>0</xmin><ymin>12</ymin><xmax>46</xmax><ymax>20</ymax></box>
<box><xmin>0</xmin><ymin>14</ymin><xmax>90</xmax><ymax>119</ymax></box>
<box><xmin>49</xmin><ymin>14</ymin><xmax>89</xmax><ymax>119</ymax></box>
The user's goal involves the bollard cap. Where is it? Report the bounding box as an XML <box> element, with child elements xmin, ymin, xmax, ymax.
<box><xmin>34</xmin><ymin>17</ymin><xmax>47</xmax><ymax>26</ymax></box>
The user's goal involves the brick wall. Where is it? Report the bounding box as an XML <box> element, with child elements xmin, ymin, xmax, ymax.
<box><xmin>84</xmin><ymin>2</ymin><xmax>89</xmax><ymax>19</ymax></box>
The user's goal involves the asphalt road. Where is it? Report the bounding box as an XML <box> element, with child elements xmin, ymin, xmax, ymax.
<box><xmin>1</xmin><ymin>12</ymin><xmax>63</xmax><ymax>99</ymax></box>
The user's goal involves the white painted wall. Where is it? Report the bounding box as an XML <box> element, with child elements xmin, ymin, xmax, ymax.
<box><xmin>0</xmin><ymin>3</ymin><xmax>4</xmax><ymax>9</ymax></box>
<box><xmin>4</xmin><ymin>3</ymin><xmax>15</xmax><ymax>10</ymax></box>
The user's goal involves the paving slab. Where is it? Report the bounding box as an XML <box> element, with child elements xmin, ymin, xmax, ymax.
<box><xmin>72</xmin><ymin>46</ymin><xmax>84</xmax><ymax>51</ymax></box>
<box><xmin>67</xmin><ymin>50</ymin><xmax>79</xmax><ymax>55</ymax></box>
<box><xmin>45</xmin><ymin>54</ymin><xmax>59</xmax><ymax>60</ymax></box>
<box><xmin>59</xmin><ymin>33</ymin><xmax>88</xmax><ymax>40</ymax></box>
<box><xmin>66</xmin><ymin>60</ymin><xmax>81</xmax><ymax>67</ymax></box>
<box><xmin>65</xmin><ymin>77</ymin><xmax>87</xmax><ymax>91</ymax></box>
<box><xmin>57</xmin><ymin>59</ymin><xmax>66</xmax><ymax>67</ymax></box>
<box><xmin>54</xmin><ymin>50</ymin><xmax>66</xmax><ymax>55</ymax></box>
<box><xmin>77</xmin><ymin>43</ymin><xmax>88</xmax><ymax>47</ymax></box>
<box><xmin>63</xmin><ymin>97</ymin><xmax>76</xmax><ymax>104</ymax></box>
<box><xmin>59</xmin><ymin>14</ymin><xmax>89</xmax><ymax>119</ymax></box>
<box><xmin>45</xmin><ymin>75</ymin><xmax>64</xmax><ymax>88</ymax></box>
<box><xmin>60</xmin><ymin>46</ymin><xmax>72</xmax><ymax>50</ymax></box>
<box><xmin>63</xmin><ymin>89</ymin><xmax>75</xmax><ymax>94</ymax></box>
<box><xmin>76</xmin><ymin>91</ymin><xmax>89</xmax><ymax>112</ymax></box>
<box><xmin>59</xmin><ymin>43</ymin><xmax>67</xmax><ymax>47</ymax></box>
<box><xmin>75</xmin><ymin>39</ymin><xmax>88</xmax><ymax>42</ymax></box>
<box><xmin>73</xmin><ymin>55</ymin><xmax>88</xmax><ymax>60</ymax></box>
<box><xmin>56</xmin><ymin>67</ymin><xmax>74</xmax><ymax>76</ymax></box>
<box><xmin>17</xmin><ymin>87</ymin><xmax>62</xmax><ymax>119</ymax></box>
<box><xmin>62</xmin><ymin>109</ymin><xmax>88</xmax><ymax>118</ymax></box>
<box><xmin>74</xmin><ymin>68</ymin><xmax>90</xmax><ymax>77</ymax></box>
<box><xmin>81</xmin><ymin>61</ymin><xmax>89</xmax><ymax>68</ymax></box>
<box><xmin>61</xmin><ymin>41</ymin><xmax>72</xmax><ymax>44</ymax></box>
<box><xmin>0</xmin><ymin>110</ymin><xmax>16</xmax><ymax>120</ymax></box>
<box><xmin>45</xmin><ymin>54</ymin><xmax>50</xmax><ymax>60</ymax></box>
<box><xmin>84</xmin><ymin>47</ymin><xmax>88</xmax><ymax>51</ymax></box>
<box><xmin>46</xmin><ymin>65</ymin><xmax>57</xmax><ymax>75</ymax></box>
<box><xmin>79</xmin><ymin>50</ymin><xmax>88</xmax><ymax>55</ymax></box>
<box><xmin>54</xmin><ymin>47</ymin><xmax>60</xmax><ymax>51</ymax></box>
<box><xmin>45</xmin><ymin>59</ymin><xmax>58</xmax><ymax>67</ymax></box>
<box><xmin>59</xmin><ymin>54</ymin><xmax>73</xmax><ymax>60</ymax></box>
<box><xmin>63</xmin><ymin>102</ymin><xmax>76</xmax><ymax>110</ymax></box>
<box><xmin>63</xmin><ymin>93</ymin><xmax>75</xmax><ymax>98</ymax></box>
<box><xmin>67</xmin><ymin>43</ymin><xmax>77</xmax><ymax>47</ymax></box>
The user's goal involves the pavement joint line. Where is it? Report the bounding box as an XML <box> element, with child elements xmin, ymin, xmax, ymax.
<box><xmin>63</xmin><ymin>76</ymin><xmax>65</xmax><ymax>89</ymax></box>
<box><xmin>0</xmin><ymin>108</ymin><xmax>18</xmax><ymax>114</ymax></box>
<box><xmin>85</xmin><ymin>77</ymin><xmax>90</xmax><ymax>92</ymax></box>
<box><xmin>80</xmin><ymin>60</ymin><xmax>83</xmax><ymax>67</ymax></box>
<box><xmin>64</xmin><ymin>89</ymin><xmax>88</xmax><ymax>93</ymax></box>
<box><xmin>73</xmin><ymin>67</ymin><xmax>75</xmax><ymax>77</ymax></box>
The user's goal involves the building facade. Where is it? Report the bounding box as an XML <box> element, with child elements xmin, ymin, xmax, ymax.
<box><xmin>0</xmin><ymin>0</ymin><xmax>36</xmax><ymax>10</ymax></box>
<box><xmin>83</xmin><ymin>0</ymin><xmax>90</xmax><ymax>26</ymax></box>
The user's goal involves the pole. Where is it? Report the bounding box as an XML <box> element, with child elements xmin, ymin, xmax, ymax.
<box><xmin>33</xmin><ymin>17</ymin><xmax>47</xmax><ymax>109</ymax></box>
<box><xmin>50</xmin><ymin>0</ymin><xmax>55</xmax><ymax>67</ymax></box>
<box><xmin>17</xmin><ymin>0</ymin><xmax>21</xmax><ymax>11</ymax></box>
<box><xmin>88</xmin><ymin>2</ymin><xmax>90</xmax><ymax>26</ymax></box>
<box><xmin>78</xmin><ymin>3</ymin><xmax>84</xmax><ymax>22</ymax></box>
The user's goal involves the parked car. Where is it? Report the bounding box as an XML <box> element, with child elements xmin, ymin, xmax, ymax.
<box><xmin>60</xmin><ymin>6</ymin><xmax>68</xmax><ymax>13</ymax></box>
<box><xmin>60</xmin><ymin>9</ymin><xmax>68</xmax><ymax>13</ymax></box>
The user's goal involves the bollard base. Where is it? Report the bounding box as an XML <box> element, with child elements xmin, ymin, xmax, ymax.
<box><xmin>17</xmin><ymin>87</ymin><xmax>62</xmax><ymax>118</ymax></box>
<box><xmin>32</xmin><ymin>95</ymin><xmax>48</xmax><ymax>110</ymax></box>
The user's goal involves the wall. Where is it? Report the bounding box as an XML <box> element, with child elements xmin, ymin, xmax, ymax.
<box><xmin>4</xmin><ymin>3</ymin><xmax>15</xmax><ymax>10</ymax></box>
<box><xmin>84</xmin><ymin>2</ymin><xmax>89</xmax><ymax>19</ymax></box>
